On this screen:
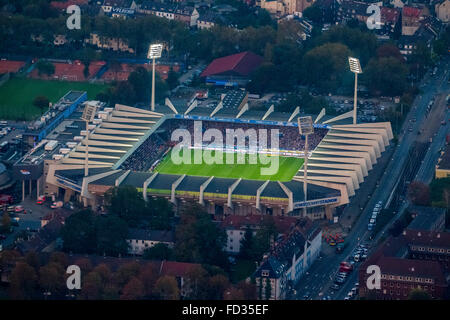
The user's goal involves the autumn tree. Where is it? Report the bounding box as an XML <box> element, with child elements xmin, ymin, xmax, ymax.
<box><xmin>120</xmin><ymin>277</ymin><xmax>145</xmax><ymax>300</ymax></box>
<box><xmin>408</xmin><ymin>181</ymin><xmax>431</xmax><ymax>206</ymax></box>
<box><xmin>9</xmin><ymin>262</ymin><xmax>38</xmax><ymax>299</ymax></box>
<box><xmin>154</xmin><ymin>275</ymin><xmax>180</xmax><ymax>300</ymax></box>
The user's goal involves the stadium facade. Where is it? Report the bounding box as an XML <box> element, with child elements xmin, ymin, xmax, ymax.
<box><xmin>44</xmin><ymin>97</ymin><xmax>393</xmax><ymax>221</ymax></box>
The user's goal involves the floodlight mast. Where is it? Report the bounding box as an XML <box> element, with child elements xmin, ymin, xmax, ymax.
<box><xmin>81</xmin><ymin>103</ymin><xmax>97</xmax><ymax>177</ymax></box>
<box><xmin>298</xmin><ymin>116</ymin><xmax>314</xmax><ymax>217</ymax></box>
<box><xmin>148</xmin><ymin>44</ymin><xmax>163</xmax><ymax>111</ymax></box>
<box><xmin>348</xmin><ymin>57</ymin><xmax>362</xmax><ymax>125</ymax></box>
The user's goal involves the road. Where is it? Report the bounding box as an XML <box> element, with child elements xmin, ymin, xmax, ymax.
<box><xmin>294</xmin><ymin>58</ymin><xmax>450</xmax><ymax>300</ymax></box>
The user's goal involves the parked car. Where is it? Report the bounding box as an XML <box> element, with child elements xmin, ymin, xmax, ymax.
<box><xmin>14</xmin><ymin>205</ymin><xmax>24</xmax><ymax>213</ymax></box>
<box><xmin>51</xmin><ymin>201</ymin><xmax>63</xmax><ymax>209</ymax></box>
<box><xmin>36</xmin><ymin>195</ymin><xmax>46</xmax><ymax>205</ymax></box>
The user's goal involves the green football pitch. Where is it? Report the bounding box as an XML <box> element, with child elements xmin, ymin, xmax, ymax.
<box><xmin>155</xmin><ymin>148</ymin><xmax>304</xmax><ymax>182</ymax></box>
<box><xmin>0</xmin><ymin>78</ymin><xmax>109</xmax><ymax>120</ymax></box>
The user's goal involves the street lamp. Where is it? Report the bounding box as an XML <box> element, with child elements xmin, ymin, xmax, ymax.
<box><xmin>81</xmin><ymin>103</ymin><xmax>97</xmax><ymax>177</ymax></box>
<box><xmin>147</xmin><ymin>43</ymin><xmax>163</xmax><ymax>111</ymax></box>
<box><xmin>298</xmin><ymin>116</ymin><xmax>314</xmax><ymax>217</ymax></box>
<box><xmin>348</xmin><ymin>57</ymin><xmax>362</xmax><ymax>125</ymax></box>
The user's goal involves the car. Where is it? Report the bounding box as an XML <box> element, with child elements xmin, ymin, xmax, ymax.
<box><xmin>371</xmin><ymin>214</ymin><xmax>377</xmax><ymax>220</ymax></box>
<box><xmin>6</xmin><ymin>205</ymin><xmax>15</xmax><ymax>212</ymax></box>
<box><xmin>331</xmin><ymin>284</ymin><xmax>340</xmax><ymax>290</ymax></box>
<box><xmin>14</xmin><ymin>205</ymin><xmax>24</xmax><ymax>213</ymax></box>
<box><xmin>361</xmin><ymin>254</ymin><xmax>368</xmax><ymax>261</ymax></box>
<box><xmin>354</xmin><ymin>254</ymin><xmax>360</xmax><ymax>262</ymax></box>
<box><xmin>344</xmin><ymin>296</ymin><xmax>350</xmax><ymax>300</ymax></box>
<box><xmin>351</xmin><ymin>287</ymin><xmax>358</xmax><ymax>294</ymax></box>
<box><xmin>36</xmin><ymin>195</ymin><xmax>46</xmax><ymax>205</ymax></box>
<box><xmin>370</xmin><ymin>218</ymin><xmax>376</xmax><ymax>224</ymax></box>
<box><xmin>368</xmin><ymin>223</ymin><xmax>374</xmax><ymax>231</ymax></box>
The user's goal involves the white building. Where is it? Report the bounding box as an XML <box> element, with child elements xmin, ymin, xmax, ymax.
<box><xmin>126</xmin><ymin>228</ymin><xmax>175</xmax><ymax>255</ymax></box>
<box><xmin>253</xmin><ymin>218</ymin><xmax>322</xmax><ymax>300</ymax></box>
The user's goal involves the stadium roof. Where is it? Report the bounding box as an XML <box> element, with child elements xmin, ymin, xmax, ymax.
<box><xmin>200</xmin><ymin>51</ymin><xmax>263</xmax><ymax>78</ymax></box>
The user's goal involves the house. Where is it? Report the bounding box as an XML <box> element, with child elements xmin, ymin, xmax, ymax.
<box><xmin>197</xmin><ymin>11</ymin><xmax>221</xmax><ymax>29</ymax></box>
<box><xmin>398</xmin><ymin>16</ymin><xmax>441</xmax><ymax>57</ymax></box>
<box><xmin>101</xmin><ymin>0</ymin><xmax>137</xmax><ymax>14</ymax></box>
<box><xmin>53</xmin><ymin>34</ymin><xmax>68</xmax><ymax>46</ymax></box>
<box><xmin>126</xmin><ymin>228</ymin><xmax>175</xmax><ymax>255</ymax></box>
<box><xmin>401</xmin><ymin>6</ymin><xmax>426</xmax><ymax>36</ymax></box>
<box><xmin>435</xmin><ymin>0</ymin><xmax>450</xmax><ymax>23</ymax></box>
<box><xmin>253</xmin><ymin>218</ymin><xmax>322</xmax><ymax>300</ymax></box>
<box><xmin>359</xmin><ymin>231</ymin><xmax>449</xmax><ymax>300</ymax></box>
<box><xmin>200</xmin><ymin>51</ymin><xmax>264</xmax><ymax>87</ymax></box>
<box><xmin>86</xmin><ymin>32</ymin><xmax>135</xmax><ymax>53</ymax></box>
<box><xmin>221</xmin><ymin>215</ymin><xmax>298</xmax><ymax>254</ymax></box>
<box><xmin>258</xmin><ymin>0</ymin><xmax>315</xmax><ymax>17</ymax></box>
<box><xmin>436</xmin><ymin>143</ymin><xmax>450</xmax><ymax>179</ymax></box>
<box><xmin>109</xmin><ymin>7</ymin><xmax>135</xmax><ymax>19</ymax></box>
<box><xmin>137</xmin><ymin>1</ymin><xmax>199</xmax><ymax>27</ymax></box>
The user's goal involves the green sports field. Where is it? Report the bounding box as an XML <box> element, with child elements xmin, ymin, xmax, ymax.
<box><xmin>155</xmin><ymin>148</ymin><xmax>304</xmax><ymax>182</ymax></box>
<box><xmin>0</xmin><ymin>78</ymin><xmax>109</xmax><ymax>120</ymax></box>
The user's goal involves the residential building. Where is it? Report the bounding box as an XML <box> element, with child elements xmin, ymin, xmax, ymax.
<box><xmin>258</xmin><ymin>0</ymin><xmax>316</xmax><ymax>17</ymax></box>
<box><xmin>220</xmin><ymin>215</ymin><xmax>298</xmax><ymax>254</ymax></box>
<box><xmin>127</xmin><ymin>228</ymin><xmax>175</xmax><ymax>255</ymax></box>
<box><xmin>86</xmin><ymin>32</ymin><xmax>135</xmax><ymax>53</ymax></box>
<box><xmin>197</xmin><ymin>11</ymin><xmax>221</xmax><ymax>29</ymax></box>
<box><xmin>253</xmin><ymin>218</ymin><xmax>322</xmax><ymax>299</ymax></box>
<box><xmin>200</xmin><ymin>51</ymin><xmax>264</xmax><ymax>87</ymax></box>
<box><xmin>435</xmin><ymin>0</ymin><xmax>450</xmax><ymax>23</ymax></box>
<box><xmin>436</xmin><ymin>143</ymin><xmax>450</xmax><ymax>179</ymax></box>
<box><xmin>101</xmin><ymin>0</ymin><xmax>137</xmax><ymax>14</ymax></box>
<box><xmin>137</xmin><ymin>1</ymin><xmax>199</xmax><ymax>27</ymax></box>
<box><xmin>359</xmin><ymin>230</ymin><xmax>450</xmax><ymax>300</ymax></box>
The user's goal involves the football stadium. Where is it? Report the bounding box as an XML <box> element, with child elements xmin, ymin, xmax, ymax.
<box><xmin>43</xmin><ymin>91</ymin><xmax>393</xmax><ymax>221</ymax></box>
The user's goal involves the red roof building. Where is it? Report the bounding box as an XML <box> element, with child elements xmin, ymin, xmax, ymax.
<box><xmin>0</xmin><ymin>60</ymin><xmax>26</xmax><ymax>74</ymax></box>
<box><xmin>200</xmin><ymin>51</ymin><xmax>263</xmax><ymax>81</ymax></box>
<box><xmin>29</xmin><ymin>60</ymin><xmax>106</xmax><ymax>81</ymax></box>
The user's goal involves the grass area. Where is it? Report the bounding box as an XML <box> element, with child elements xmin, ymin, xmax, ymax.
<box><xmin>231</xmin><ymin>259</ymin><xmax>256</xmax><ymax>283</ymax></box>
<box><xmin>0</xmin><ymin>77</ymin><xmax>109</xmax><ymax>120</ymax></box>
<box><xmin>155</xmin><ymin>148</ymin><xmax>304</xmax><ymax>181</ymax></box>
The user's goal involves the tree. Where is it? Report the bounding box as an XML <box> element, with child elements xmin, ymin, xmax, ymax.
<box><xmin>143</xmin><ymin>243</ymin><xmax>174</xmax><ymax>261</ymax></box>
<box><xmin>184</xmin><ymin>265</ymin><xmax>209</xmax><ymax>299</ymax></box>
<box><xmin>240</xmin><ymin>227</ymin><xmax>255</xmax><ymax>260</ymax></box>
<box><xmin>1</xmin><ymin>211</ymin><xmax>11</xmax><ymax>233</ymax></box>
<box><xmin>114</xmin><ymin>262</ymin><xmax>141</xmax><ymax>288</ymax></box>
<box><xmin>364</xmin><ymin>57</ymin><xmax>408</xmax><ymax>96</ymax></box>
<box><xmin>9</xmin><ymin>262</ymin><xmax>38</xmax><ymax>299</ymax></box>
<box><xmin>224</xmin><ymin>287</ymin><xmax>245</xmax><ymax>300</ymax></box>
<box><xmin>61</xmin><ymin>209</ymin><xmax>96</xmax><ymax>254</ymax></box>
<box><xmin>154</xmin><ymin>275</ymin><xmax>180</xmax><ymax>300</ymax></box>
<box><xmin>208</xmin><ymin>274</ymin><xmax>230</xmax><ymax>300</ymax></box>
<box><xmin>175</xmin><ymin>203</ymin><xmax>227</xmax><ymax>267</ymax></box>
<box><xmin>105</xmin><ymin>186</ymin><xmax>146</xmax><ymax>225</ymax></box>
<box><xmin>301</xmin><ymin>43</ymin><xmax>352</xmax><ymax>92</ymax></box>
<box><xmin>138</xmin><ymin>264</ymin><xmax>159</xmax><ymax>297</ymax></box>
<box><xmin>303</xmin><ymin>5</ymin><xmax>323</xmax><ymax>24</ymax></box>
<box><xmin>33</xmin><ymin>96</ymin><xmax>49</xmax><ymax>113</ymax></box>
<box><xmin>36</xmin><ymin>60</ymin><xmax>55</xmax><ymax>76</ymax></box>
<box><xmin>148</xmin><ymin>197</ymin><xmax>173</xmax><ymax>230</ymax></box>
<box><xmin>95</xmin><ymin>214</ymin><xmax>129</xmax><ymax>257</ymax></box>
<box><xmin>408</xmin><ymin>288</ymin><xmax>431</xmax><ymax>300</ymax></box>
<box><xmin>80</xmin><ymin>271</ymin><xmax>103</xmax><ymax>300</ymax></box>
<box><xmin>39</xmin><ymin>262</ymin><xmax>65</xmax><ymax>296</ymax></box>
<box><xmin>253</xmin><ymin>217</ymin><xmax>277</xmax><ymax>260</ymax></box>
<box><xmin>166</xmin><ymin>67</ymin><xmax>179</xmax><ymax>90</ymax></box>
<box><xmin>408</xmin><ymin>181</ymin><xmax>431</xmax><ymax>206</ymax></box>
<box><xmin>25</xmin><ymin>251</ymin><xmax>40</xmax><ymax>271</ymax></box>
<box><xmin>120</xmin><ymin>277</ymin><xmax>145</xmax><ymax>300</ymax></box>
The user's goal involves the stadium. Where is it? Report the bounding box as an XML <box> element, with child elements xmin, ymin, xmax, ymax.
<box><xmin>45</xmin><ymin>91</ymin><xmax>393</xmax><ymax>221</ymax></box>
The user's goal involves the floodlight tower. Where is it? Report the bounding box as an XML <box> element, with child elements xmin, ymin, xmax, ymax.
<box><xmin>348</xmin><ymin>57</ymin><xmax>362</xmax><ymax>125</ymax></box>
<box><xmin>81</xmin><ymin>103</ymin><xmax>97</xmax><ymax>177</ymax></box>
<box><xmin>298</xmin><ymin>116</ymin><xmax>314</xmax><ymax>217</ymax></box>
<box><xmin>147</xmin><ymin>43</ymin><xmax>163</xmax><ymax>111</ymax></box>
